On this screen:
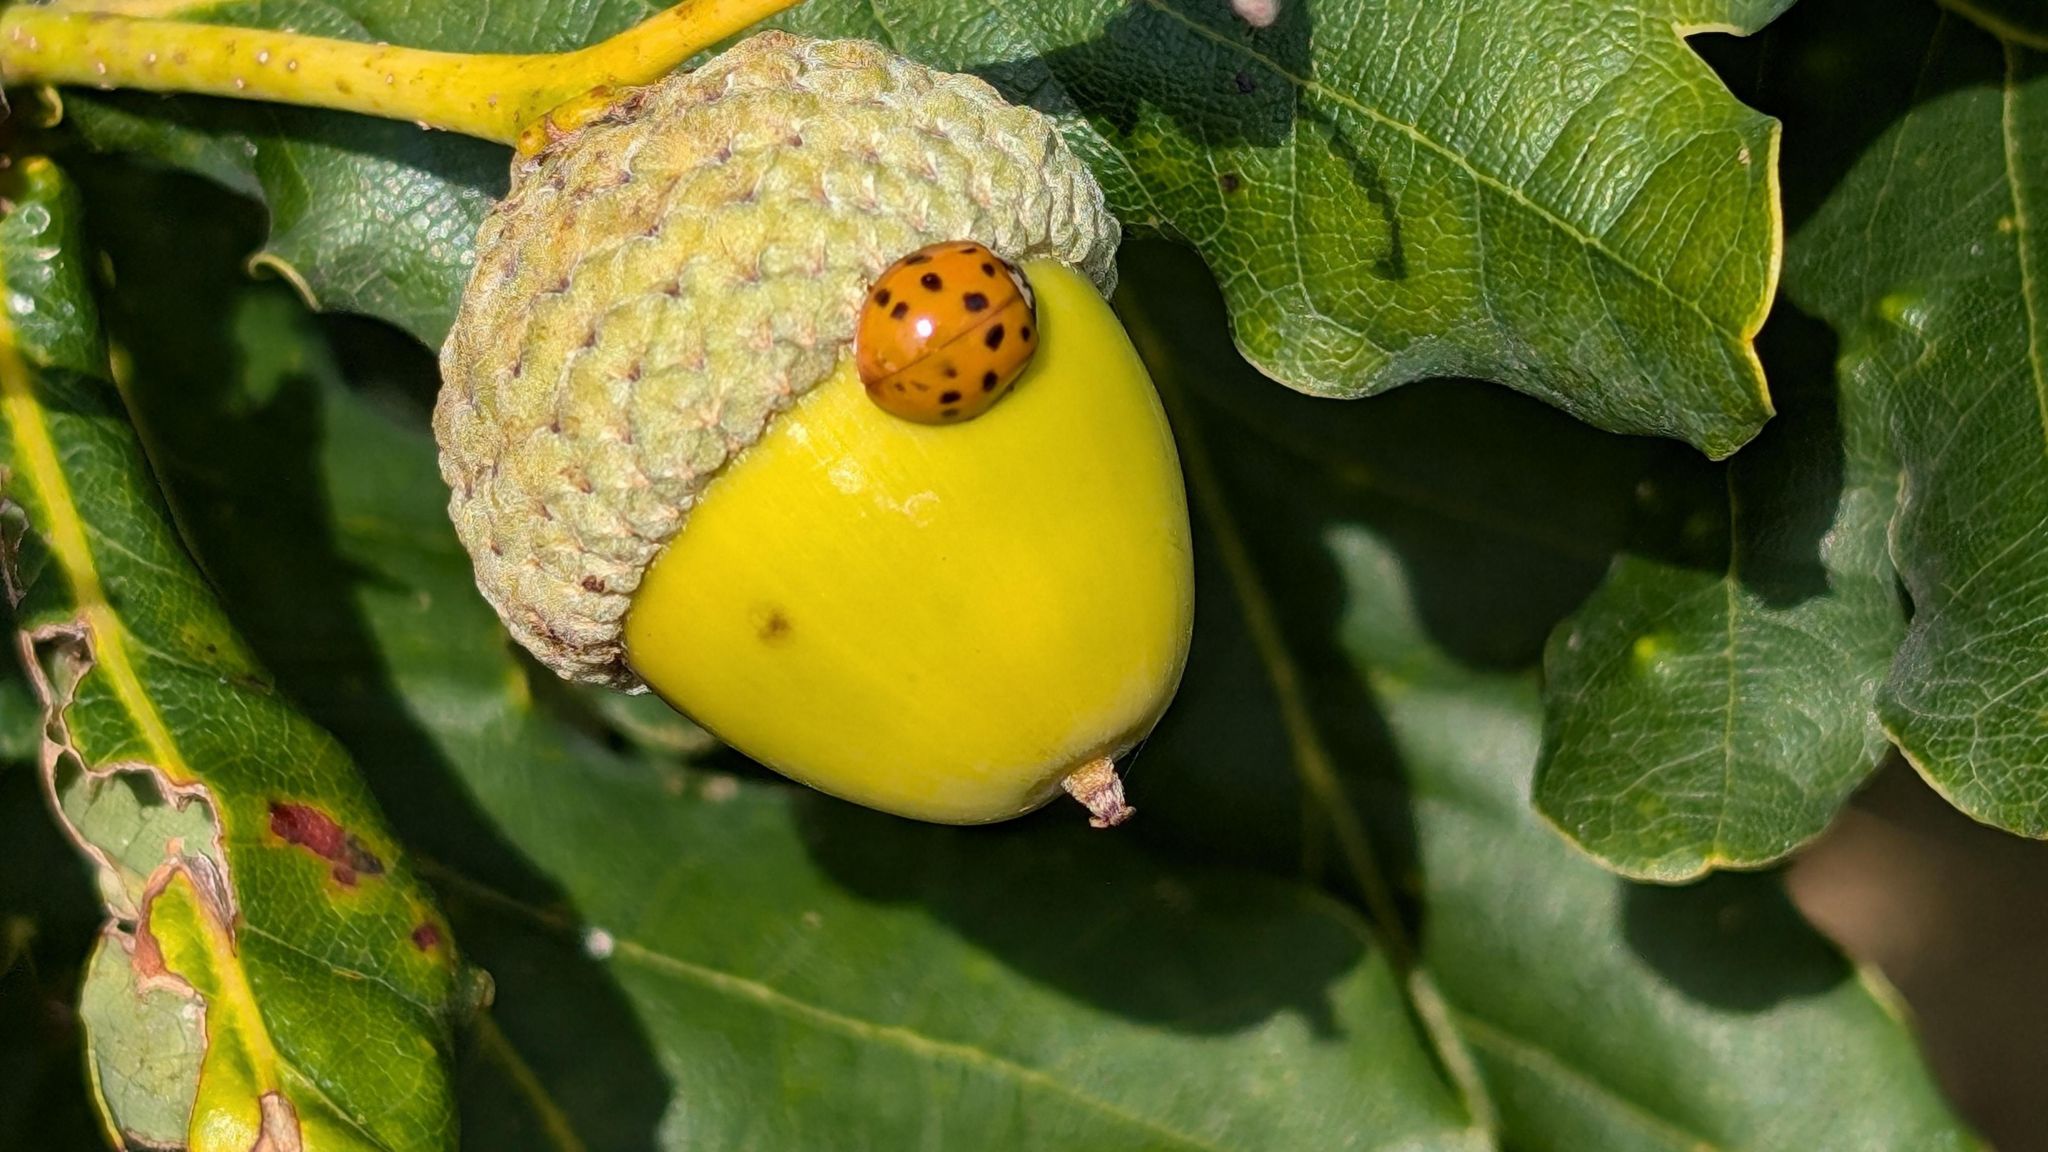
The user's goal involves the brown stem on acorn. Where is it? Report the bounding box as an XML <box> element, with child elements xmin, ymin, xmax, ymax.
<box><xmin>1061</xmin><ymin>756</ymin><xmax>1133</xmax><ymax>829</ymax></box>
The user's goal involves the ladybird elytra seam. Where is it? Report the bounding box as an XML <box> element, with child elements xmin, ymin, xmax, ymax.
<box><xmin>855</xmin><ymin>238</ymin><xmax>1038</xmax><ymax>424</ymax></box>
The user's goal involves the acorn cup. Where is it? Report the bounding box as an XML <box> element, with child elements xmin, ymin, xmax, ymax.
<box><xmin>0</xmin><ymin>1</ymin><xmax>1196</xmax><ymax>826</ymax></box>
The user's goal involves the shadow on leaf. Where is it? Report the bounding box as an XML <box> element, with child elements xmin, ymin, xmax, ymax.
<box><xmin>1620</xmin><ymin>874</ymin><xmax>1848</xmax><ymax>1012</ymax></box>
<box><xmin>1108</xmin><ymin>239</ymin><xmax>1657</xmax><ymax>947</ymax></box>
<box><xmin>1694</xmin><ymin>0</ymin><xmax>1975</xmax><ymax>233</ymax></box>
<box><xmin>971</xmin><ymin>0</ymin><xmax>1406</xmax><ymax>277</ymax></box>
<box><xmin>978</xmin><ymin>0</ymin><xmax>1312</xmax><ymax>151</ymax></box>
<box><xmin>795</xmin><ymin>791</ymin><xmax>1359</xmax><ymax>1038</ymax></box>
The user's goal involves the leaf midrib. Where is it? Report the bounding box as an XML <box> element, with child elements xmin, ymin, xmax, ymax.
<box><xmin>1710</xmin><ymin>469</ymin><xmax>1743</xmax><ymax>867</ymax></box>
<box><xmin>1998</xmin><ymin>39</ymin><xmax>2048</xmax><ymax>453</ymax></box>
<box><xmin>613</xmin><ymin>936</ymin><xmax>1234</xmax><ymax>1152</ymax></box>
<box><xmin>0</xmin><ymin>333</ymin><xmax>187</xmax><ymax>783</ymax></box>
<box><xmin>1449</xmin><ymin>1011</ymin><xmax>1725</xmax><ymax>1152</ymax></box>
<box><xmin>431</xmin><ymin>859</ymin><xmax>1457</xmax><ymax>1152</ymax></box>
<box><xmin>0</xmin><ymin>224</ymin><xmax>390</xmax><ymax>1152</ymax></box>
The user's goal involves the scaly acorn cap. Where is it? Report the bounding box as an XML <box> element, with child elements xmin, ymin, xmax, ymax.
<box><xmin>435</xmin><ymin>31</ymin><xmax>1120</xmax><ymax>688</ymax></box>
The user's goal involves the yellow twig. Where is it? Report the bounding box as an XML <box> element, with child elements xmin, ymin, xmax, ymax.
<box><xmin>0</xmin><ymin>0</ymin><xmax>801</xmax><ymax>145</ymax></box>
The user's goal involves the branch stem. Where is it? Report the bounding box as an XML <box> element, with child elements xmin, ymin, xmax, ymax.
<box><xmin>0</xmin><ymin>0</ymin><xmax>801</xmax><ymax>144</ymax></box>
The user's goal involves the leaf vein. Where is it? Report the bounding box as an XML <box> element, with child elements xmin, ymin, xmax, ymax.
<box><xmin>1133</xmin><ymin>0</ymin><xmax>1741</xmax><ymax>347</ymax></box>
<box><xmin>1999</xmin><ymin>40</ymin><xmax>2048</xmax><ymax>452</ymax></box>
<box><xmin>608</xmin><ymin>937</ymin><xmax>1234</xmax><ymax>1152</ymax></box>
<box><xmin>1450</xmin><ymin>1011</ymin><xmax>1721</xmax><ymax>1152</ymax></box>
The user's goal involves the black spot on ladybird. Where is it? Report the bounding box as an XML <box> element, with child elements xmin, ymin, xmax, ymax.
<box><xmin>963</xmin><ymin>292</ymin><xmax>989</xmax><ymax>312</ymax></box>
<box><xmin>893</xmin><ymin>381</ymin><xmax>907</xmax><ymax>392</ymax></box>
<box><xmin>982</xmin><ymin>370</ymin><xmax>999</xmax><ymax>391</ymax></box>
<box><xmin>981</xmin><ymin>262</ymin><xmax>997</xmax><ymax>277</ymax></box>
<box><xmin>920</xmin><ymin>272</ymin><xmax>943</xmax><ymax>291</ymax></box>
<box><xmin>984</xmin><ymin>323</ymin><xmax>1006</xmax><ymax>350</ymax></box>
<box><xmin>905</xmin><ymin>253</ymin><xmax>931</xmax><ymax>265</ymax></box>
<box><xmin>942</xmin><ymin>363</ymin><xmax>958</xmax><ymax>378</ymax></box>
<box><xmin>940</xmin><ymin>390</ymin><xmax>962</xmax><ymax>404</ymax></box>
<box><xmin>891</xmin><ymin>301</ymin><xmax>910</xmax><ymax>319</ymax></box>
<box><xmin>959</xmin><ymin>245</ymin><xmax>979</xmax><ymax>254</ymax></box>
<box><xmin>1019</xmin><ymin>325</ymin><xmax>1032</xmax><ymax>342</ymax></box>
<box><xmin>913</xmin><ymin>380</ymin><xmax>930</xmax><ymax>392</ymax></box>
<box><xmin>941</xmin><ymin>407</ymin><xmax>961</xmax><ymax>419</ymax></box>
<box><xmin>875</xmin><ymin>288</ymin><xmax>892</xmax><ymax>305</ymax></box>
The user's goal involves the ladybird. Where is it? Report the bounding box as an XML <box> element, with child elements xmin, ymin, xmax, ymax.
<box><xmin>855</xmin><ymin>240</ymin><xmax>1039</xmax><ymax>423</ymax></box>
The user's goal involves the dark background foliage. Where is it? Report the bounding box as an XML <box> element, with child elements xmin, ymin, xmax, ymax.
<box><xmin>4</xmin><ymin>0</ymin><xmax>2047</xmax><ymax>1149</ymax></box>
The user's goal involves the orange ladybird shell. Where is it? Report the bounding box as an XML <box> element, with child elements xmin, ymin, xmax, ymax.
<box><xmin>854</xmin><ymin>241</ymin><xmax>1039</xmax><ymax>423</ymax></box>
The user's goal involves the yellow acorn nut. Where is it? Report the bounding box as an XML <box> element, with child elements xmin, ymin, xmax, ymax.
<box><xmin>628</xmin><ymin>262</ymin><xmax>1191</xmax><ymax>824</ymax></box>
<box><xmin>433</xmin><ymin>32</ymin><xmax>1195</xmax><ymax>825</ymax></box>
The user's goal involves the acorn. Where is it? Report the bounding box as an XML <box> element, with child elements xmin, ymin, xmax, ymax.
<box><xmin>439</xmin><ymin>33</ymin><xmax>1192</xmax><ymax>825</ymax></box>
<box><xmin>0</xmin><ymin>11</ymin><xmax>1196</xmax><ymax>826</ymax></box>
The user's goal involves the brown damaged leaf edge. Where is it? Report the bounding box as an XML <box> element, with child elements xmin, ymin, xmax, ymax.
<box><xmin>0</xmin><ymin>156</ymin><xmax>474</xmax><ymax>1151</ymax></box>
<box><xmin>17</xmin><ymin>616</ymin><xmax>236</xmax><ymax>922</ymax></box>
<box><xmin>253</xmin><ymin>1093</ymin><xmax>307</xmax><ymax>1152</ymax></box>
<box><xmin>130</xmin><ymin>861</ymin><xmax>223</xmax><ymax>987</ymax></box>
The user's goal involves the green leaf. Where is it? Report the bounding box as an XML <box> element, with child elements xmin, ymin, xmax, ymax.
<box><xmin>1523</xmin><ymin>3</ymin><xmax>1928</xmax><ymax>881</ymax></box>
<box><xmin>1115</xmin><ymin>243</ymin><xmax>1984</xmax><ymax>1152</ymax></box>
<box><xmin>75</xmin><ymin>924</ymin><xmax>206</xmax><ymax>1147</ymax></box>
<box><xmin>89</xmin><ymin>194</ymin><xmax>1969</xmax><ymax>1148</ymax></box>
<box><xmin>82</xmin><ymin>157</ymin><xmax>1489</xmax><ymax>1152</ymax></box>
<box><xmin>1528</xmin><ymin>0</ymin><xmax>2048</xmax><ymax>874</ymax></box>
<box><xmin>0</xmin><ymin>157</ymin><xmax>477</xmax><ymax>1151</ymax></box>
<box><xmin>1788</xmin><ymin>10</ymin><xmax>2048</xmax><ymax>838</ymax></box>
<box><xmin>1532</xmin><ymin>305</ymin><xmax>1904</xmax><ymax>880</ymax></box>
<box><xmin>780</xmin><ymin>0</ymin><xmax>1790</xmax><ymax>455</ymax></box>
<box><xmin>61</xmin><ymin>0</ymin><xmax>1786</xmax><ymax>454</ymax></box>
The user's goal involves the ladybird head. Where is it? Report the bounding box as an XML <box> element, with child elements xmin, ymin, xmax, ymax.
<box><xmin>855</xmin><ymin>241</ymin><xmax>1039</xmax><ymax>423</ymax></box>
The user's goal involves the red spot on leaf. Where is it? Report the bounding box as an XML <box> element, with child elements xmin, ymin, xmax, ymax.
<box><xmin>410</xmin><ymin>923</ymin><xmax>443</xmax><ymax>952</ymax></box>
<box><xmin>269</xmin><ymin>802</ymin><xmax>385</xmax><ymax>887</ymax></box>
